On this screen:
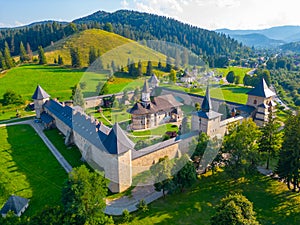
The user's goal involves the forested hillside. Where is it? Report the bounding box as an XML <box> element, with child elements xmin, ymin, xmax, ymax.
<box><xmin>74</xmin><ymin>10</ymin><xmax>246</xmax><ymax>58</ymax></box>
<box><xmin>0</xmin><ymin>10</ymin><xmax>247</xmax><ymax>68</ymax></box>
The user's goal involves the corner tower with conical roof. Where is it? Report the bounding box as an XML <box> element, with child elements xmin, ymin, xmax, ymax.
<box><xmin>32</xmin><ymin>85</ymin><xmax>50</xmax><ymax>118</ymax></box>
<box><xmin>191</xmin><ymin>85</ymin><xmax>222</xmax><ymax>137</ymax></box>
<box><xmin>246</xmin><ymin>78</ymin><xmax>276</xmax><ymax>126</ymax></box>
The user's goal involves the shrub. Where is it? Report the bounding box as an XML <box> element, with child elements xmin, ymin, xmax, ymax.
<box><xmin>137</xmin><ymin>199</ymin><xmax>149</xmax><ymax>212</ymax></box>
<box><xmin>122</xmin><ymin>209</ymin><xmax>131</xmax><ymax>223</ymax></box>
<box><xmin>3</xmin><ymin>90</ymin><xmax>23</xmax><ymax>106</ymax></box>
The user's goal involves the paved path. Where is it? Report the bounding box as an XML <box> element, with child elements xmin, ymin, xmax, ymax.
<box><xmin>0</xmin><ymin>119</ymin><xmax>72</xmax><ymax>173</ymax></box>
<box><xmin>1</xmin><ymin>119</ymin><xmax>163</xmax><ymax>215</ymax></box>
<box><xmin>105</xmin><ymin>185</ymin><xmax>163</xmax><ymax>215</ymax></box>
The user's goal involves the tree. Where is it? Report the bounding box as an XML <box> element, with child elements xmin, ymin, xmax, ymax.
<box><xmin>58</xmin><ymin>55</ymin><xmax>64</xmax><ymax>65</ymax></box>
<box><xmin>211</xmin><ymin>193</ymin><xmax>260</xmax><ymax>225</ymax></box>
<box><xmin>173</xmin><ymin>154</ymin><xmax>197</xmax><ymax>192</ymax></box>
<box><xmin>150</xmin><ymin>156</ymin><xmax>174</xmax><ymax>197</ymax></box>
<box><xmin>38</xmin><ymin>46</ymin><xmax>47</xmax><ymax>65</ymax></box>
<box><xmin>96</xmin><ymin>81</ymin><xmax>104</xmax><ymax>95</ymax></box>
<box><xmin>111</xmin><ymin>60</ymin><xmax>117</xmax><ymax>73</ymax></box>
<box><xmin>72</xmin><ymin>84</ymin><xmax>85</xmax><ymax>109</ymax></box>
<box><xmin>218</xmin><ymin>103</ymin><xmax>231</xmax><ymax>120</ymax></box>
<box><xmin>276</xmin><ymin>114</ymin><xmax>300</xmax><ymax>192</ymax></box>
<box><xmin>30</xmin><ymin>206</ymin><xmax>64</xmax><ymax>225</ymax></box>
<box><xmin>70</xmin><ymin>47</ymin><xmax>81</xmax><ymax>68</ymax></box>
<box><xmin>0</xmin><ymin>51</ymin><xmax>7</xmax><ymax>70</ymax></box>
<box><xmin>169</xmin><ymin>69</ymin><xmax>176</xmax><ymax>83</ymax></box>
<box><xmin>62</xmin><ymin>165</ymin><xmax>113</xmax><ymax>225</ymax></box>
<box><xmin>100</xmin><ymin>82</ymin><xmax>109</xmax><ymax>95</ymax></box>
<box><xmin>146</xmin><ymin>60</ymin><xmax>153</xmax><ymax>76</ymax></box>
<box><xmin>89</xmin><ymin>46</ymin><xmax>97</xmax><ymax>65</ymax></box>
<box><xmin>222</xmin><ymin>119</ymin><xmax>261</xmax><ymax>177</ymax></box>
<box><xmin>226</xmin><ymin>71</ymin><xmax>235</xmax><ymax>84</ymax></box>
<box><xmin>165</xmin><ymin>56</ymin><xmax>172</xmax><ymax>72</ymax></box>
<box><xmin>258</xmin><ymin>110</ymin><xmax>282</xmax><ymax>169</ymax></box>
<box><xmin>26</xmin><ymin>42</ymin><xmax>33</xmax><ymax>61</ymax></box>
<box><xmin>104</xmin><ymin>22</ymin><xmax>113</xmax><ymax>32</ymax></box>
<box><xmin>137</xmin><ymin>60</ymin><xmax>143</xmax><ymax>77</ymax></box>
<box><xmin>3</xmin><ymin>90</ymin><xmax>23</xmax><ymax>106</ymax></box>
<box><xmin>19</xmin><ymin>41</ymin><xmax>27</xmax><ymax>62</ymax></box>
<box><xmin>4</xmin><ymin>41</ymin><xmax>14</xmax><ymax>68</ymax></box>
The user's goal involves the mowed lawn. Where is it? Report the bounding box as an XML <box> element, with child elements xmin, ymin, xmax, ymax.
<box><xmin>118</xmin><ymin>172</ymin><xmax>300</xmax><ymax>225</ymax></box>
<box><xmin>0</xmin><ymin>125</ymin><xmax>67</xmax><ymax>216</ymax></box>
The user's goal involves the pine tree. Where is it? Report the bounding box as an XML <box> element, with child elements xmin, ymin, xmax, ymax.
<box><xmin>38</xmin><ymin>46</ymin><xmax>47</xmax><ymax>65</ymax></box>
<box><xmin>72</xmin><ymin>84</ymin><xmax>85</xmax><ymax>109</ymax></box>
<box><xmin>276</xmin><ymin>114</ymin><xmax>300</xmax><ymax>191</ymax></box>
<box><xmin>0</xmin><ymin>51</ymin><xmax>7</xmax><ymax>70</ymax></box>
<box><xmin>111</xmin><ymin>60</ymin><xmax>117</xmax><ymax>73</ymax></box>
<box><xmin>258</xmin><ymin>110</ymin><xmax>282</xmax><ymax>169</ymax></box>
<box><xmin>146</xmin><ymin>60</ymin><xmax>153</xmax><ymax>76</ymax></box>
<box><xmin>70</xmin><ymin>47</ymin><xmax>81</xmax><ymax>68</ymax></box>
<box><xmin>26</xmin><ymin>42</ymin><xmax>33</xmax><ymax>61</ymax></box>
<box><xmin>19</xmin><ymin>41</ymin><xmax>27</xmax><ymax>62</ymax></box>
<box><xmin>88</xmin><ymin>46</ymin><xmax>97</xmax><ymax>65</ymax></box>
<box><xmin>58</xmin><ymin>55</ymin><xmax>64</xmax><ymax>65</ymax></box>
<box><xmin>137</xmin><ymin>60</ymin><xmax>143</xmax><ymax>77</ymax></box>
<box><xmin>4</xmin><ymin>41</ymin><xmax>14</xmax><ymax>69</ymax></box>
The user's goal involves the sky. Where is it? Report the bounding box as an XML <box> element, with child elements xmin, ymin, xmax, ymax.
<box><xmin>1</xmin><ymin>0</ymin><xmax>300</xmax><ymax>30</ymax></box>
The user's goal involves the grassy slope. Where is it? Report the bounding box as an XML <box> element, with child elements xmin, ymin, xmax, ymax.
<box><xmin>215</xmin><ymin>66</ymin><xmax>251</xmax><ymax>81</ymax></box>
<box><xmin>0</xmin><ymin>64</ymin><xmax>84</xmax><ymax>101</ymax></box>
<box><xmin>118</xmin><ymin>172</ymin><xmax>300</xmax><ymax>225</ymax></box>
<box><xmin>44</xmin><ymin>29</ymin><xmax>166</xmax><ymax>67</ymax></box>
<box><xmin>0</xmin><ymin>125</ymin><xmax>67</xmax><ymax>216</ymax></box>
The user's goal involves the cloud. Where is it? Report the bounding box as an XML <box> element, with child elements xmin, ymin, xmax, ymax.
<box><xmin>215</xmin><ymin>0</ymin><xmax>241</xmax><ymax>8</ymax></box>
<box><xmin>133</xmin><ymin>0</ymin><xmax>185</xmax><ymax>16</ymax></box>
<box><xmin>121</xmin><ymin>0</ymin><xmax>129</xmax><ymax>8</ymax></box>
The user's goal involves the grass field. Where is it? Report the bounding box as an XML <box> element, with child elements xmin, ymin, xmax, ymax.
<box><xmin>44</xmin><ymin>129</ymin><xmax>85</xmax><ymax>168</ymax></box>
<box><xmin>215</xmin><ymin>66</ymin><xmax>251</xmax><ymax>82</ymax></box>
<box><xmin>0</xmin><ymin>64</ymin><xmax>84</xmax><ymax>101</ymax></box>
<box><xmin>45</xmin><ymin>29</ymin><xmax>165</xmax><ymax>68</ymax></box>
<box><xmin>0</xmin><ymin>125</ymin><xmax>67</xmax><ymax>216</ymax></box>
<box><xmin>116</xmin><ymin>171</ymin><xmax>300</xmax><ymax>225</ymax></box>
<box><xmin>132</xmin><ymin>124</ymin><xmax>178</xmax><ymax>136</ymax></box>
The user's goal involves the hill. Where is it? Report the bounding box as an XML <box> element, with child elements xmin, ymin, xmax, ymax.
<box><xmin>44</xmin><ymin>29</ymin><xmax>166</xmax><ymax>67</ymax></box>
<box><xmin>216</xmin><ymin>26</ymin><xmax>300</xmax><ymax>42</ymax></box>
<box><xmin>73</xmin><ymin>10</ymin><xmax>245</xmax><ymax>58</ymax></box>
<box><xmin>281</xmin><ymin>41</ymin><xmax>300</xmax><ymax>53</ymax></box>
<box><xmin>225</xmin><ymin>33</ymin><xmax>284</xmax><ymax>48</ymax></box>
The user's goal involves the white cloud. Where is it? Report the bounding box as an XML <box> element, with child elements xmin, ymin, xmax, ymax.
<box><xmin>121</xmin><ymin>0</ymin><xmax>129</xmax><ymax>8</ymax></box>
<box><xmin>215</xmin><ymin>0</ymin><xmax>240</xmax><ymax>8</ymax></box>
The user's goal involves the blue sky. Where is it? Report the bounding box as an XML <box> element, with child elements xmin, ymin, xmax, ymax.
<box><xmin>1</xmin><ymin>0</ymin><xmax>300</xmax><ymax>30</ymax></box>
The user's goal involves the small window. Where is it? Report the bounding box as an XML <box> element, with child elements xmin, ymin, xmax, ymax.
<box><xmin>253</xmin><ymin>100</ymin><xmax>257</xmax><ymax>105</ymax></box>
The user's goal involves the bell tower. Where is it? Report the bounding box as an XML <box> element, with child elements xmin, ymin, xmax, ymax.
<box><xmin>141</xmin><ymin>80</ymin><xmax>150</xmax><ymax>107</ymax></box>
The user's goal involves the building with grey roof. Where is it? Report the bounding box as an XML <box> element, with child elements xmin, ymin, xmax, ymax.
<box><xmin>0</xmin><ymin>195</ymin><xmax>29</xmax><ymax>217</ymax></box>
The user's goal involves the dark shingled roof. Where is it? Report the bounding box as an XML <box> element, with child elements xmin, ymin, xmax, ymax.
<box><xmin>44</xmin><ymin>100</ymin><xmax>73</xmax><ymax>128</ymax></box>
<box><xmin>103</xmin><ymin>123</ymin><xmax>135</xmax><ymax>154</ymax></box>
<box><xmin>128</xmin><ymin>94</ymin><xmax>183</xmax><ymax>115</ymax></box>
<box><xmin>40</xmin><ymin>112</ymin><xmax>54</xmax><ymax>124</ymax></box>
<box><xmin>32</xmin><ymin>85</ymin><xmax>50</xmax><ymax>100</ymax></box>
<box><xmin>247</xmin><ymin>78</ymin><xmax>275</xmax><ymax>98</ymax></box>
<box><xmin>201</xmin><ymin>86</ymin><xmax>212</xmax><ymax>112</ymax></box>
<box><xmin>142</xmin><ymin>80</ymin><xmax>150</xmax><ymax>93</ymax></box>
<box><xmin>0</xmin><ymin>195</ymin><xmax>29</xmax><ymax>216</ymax></box>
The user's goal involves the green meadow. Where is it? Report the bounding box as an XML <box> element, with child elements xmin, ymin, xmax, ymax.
<box><xmin>116</xmin><ymin>171</ymin><xmax>300</xmax><ymax>225</ymax></box>
<box><xmin>0</xmin><ymin>125</ymin><xmax>67</xmax><ymax>216</ymax></box>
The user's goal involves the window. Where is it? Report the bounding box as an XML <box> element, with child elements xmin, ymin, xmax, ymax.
<box><xmin>253</xmin><ymin>100</ymin><xmax>257</xmax><ymax>105</ymax></box>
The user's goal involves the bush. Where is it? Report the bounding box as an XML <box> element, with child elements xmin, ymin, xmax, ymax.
<box><xmin>3</xmin><ymin>90</ymin><xmax>23</xmax><ymax>106</ymax></box>
<box><xmin>122</xmin><ymin>209</ymin><xmax>131</xmax><ymax>223</ymax></box>
<box><xmin>137</xmin><ymin>199</ymin><xmax>149</xmax><ymax>212</ymax></box>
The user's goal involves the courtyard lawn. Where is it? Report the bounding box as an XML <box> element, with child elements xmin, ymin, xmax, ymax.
<box><xmin>44</xmin><ymin>129</ymin><xmax>85</xmax><ymax>168</ymax></box>
<box><xmin>132</xmin><ymin>123</ymin><xmax>179</xmax><ymax>136</ymax></box>
<box><xmin>116</xmin><ymin>171</ymin><xmax>300</xmax><ymax>225</ymax></box>
<box><xmin>0</xmin><ymin>125</ymin><xmax>67</xmax><ymax>216</ymax></box>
